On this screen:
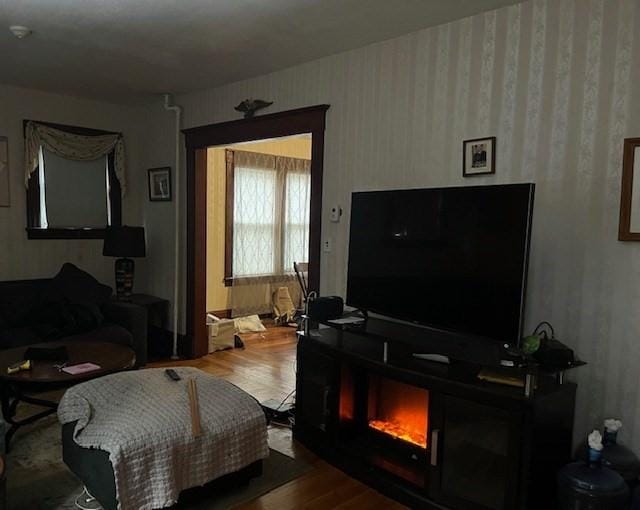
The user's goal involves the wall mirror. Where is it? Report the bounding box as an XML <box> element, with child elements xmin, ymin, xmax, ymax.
<box><xmin>24</xmin><ymin>120</ymin><xmax>122</xmax><ymax>239</ymax></box>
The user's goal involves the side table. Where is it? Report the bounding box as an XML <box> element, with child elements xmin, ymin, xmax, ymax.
<box><xmin>129</xmin><ymin>294</ymin><xmax>171</xmax><ymax>359</ymax></box>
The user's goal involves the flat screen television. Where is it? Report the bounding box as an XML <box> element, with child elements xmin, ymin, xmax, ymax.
<box><xmin>346</xmin><ymin>183</ymin><xmax>535</xmax><ymax>346</ymax></box>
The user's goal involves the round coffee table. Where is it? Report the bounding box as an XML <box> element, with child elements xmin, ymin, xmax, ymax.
<box><xmin>0</xmin><ymin>341</ymin><xmax>136</xmax><ymax>452</ymax></box>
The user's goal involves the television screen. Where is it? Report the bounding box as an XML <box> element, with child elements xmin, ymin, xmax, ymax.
<box><xmin>346</xmin><ymin>183</ymin><xmax>535</xmax><ymax>345</ymax></box>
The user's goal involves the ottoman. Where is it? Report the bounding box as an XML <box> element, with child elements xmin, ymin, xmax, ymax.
<box><xmin>58</xmin><ymin>368</ymin><xmax>269</xmax><ymax>510</ymax></box>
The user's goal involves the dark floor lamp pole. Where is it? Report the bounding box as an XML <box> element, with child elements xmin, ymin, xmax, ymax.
<box><xmin>103</xmin><ymin>226</ymin><xmax>146</xmax><ymax>301</ymax></box>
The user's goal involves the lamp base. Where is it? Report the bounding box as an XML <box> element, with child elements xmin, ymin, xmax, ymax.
<box><xmin>115</xmin><ymin>258</ymin><xmax>135</xmax><ymax>301</ymax></box>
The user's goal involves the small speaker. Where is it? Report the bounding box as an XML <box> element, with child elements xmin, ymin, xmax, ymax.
<box><xmin>308</xmin><ymin>296</ymin><xmax>344</xmax><ymax>321</ymax></box>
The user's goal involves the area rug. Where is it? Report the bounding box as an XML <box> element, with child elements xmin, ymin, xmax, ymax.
<box><xmin>6</xmin><ymin>414</ymin><xmax>312</xmax><ymax>509</ymax></box>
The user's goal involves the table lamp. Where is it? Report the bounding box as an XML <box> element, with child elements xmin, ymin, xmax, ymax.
<box><xmin>103</xmin><ymin>226</ymin><xmax>146</xmax><ymax>301</ymax></box>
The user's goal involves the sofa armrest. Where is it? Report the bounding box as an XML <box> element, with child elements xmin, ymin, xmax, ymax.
<box><xmin>102</xmin><ymin>301</ymin><xmax>148</xmax><ymax>366</ymax></box>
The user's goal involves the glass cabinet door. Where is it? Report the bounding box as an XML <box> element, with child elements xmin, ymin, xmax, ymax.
<box><xmin>296</xmin><ymin>342</ymin><xmax>339</xmax><ymax>433</ymax></box>
<box><xmin>433</xmin><ymin>395</ymin><xmax>521</xmax><ymax>510</ymax></box>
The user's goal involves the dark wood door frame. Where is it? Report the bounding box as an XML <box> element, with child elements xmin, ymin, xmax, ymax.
<box><xmin>183</xmin><ymin>105</ymin><xmax>330</xmax><ymax>358</ymax></box>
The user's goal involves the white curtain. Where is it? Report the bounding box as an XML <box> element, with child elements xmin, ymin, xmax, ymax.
<box><xmin>232</xmin><ymin>150</ymin><xmax>279</xmax><ymax>278</ymax></box>
<box><xmin>24</xmin><ymin>121</ymin><xmax>126</xmax><ymax>194</ymax></box>
<box><xmin>281</xmin><ymin>156</ymin><xmax>311</xmax><ymax>273</ymax></box>
<box><xmin>229</xmin><ymin>149</ymin><xmax>310</xmax><ymax>317</ymax></box>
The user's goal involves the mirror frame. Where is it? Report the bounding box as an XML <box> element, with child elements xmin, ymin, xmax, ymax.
<box><xmin>619</xmin><ymin>138</ymin><xmax>640</xmax><ymax>241</ymax></box>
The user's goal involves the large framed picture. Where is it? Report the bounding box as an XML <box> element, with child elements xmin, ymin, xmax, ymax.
<box><xmin>0</xmin><ymin>137</ymin><xmax>9</xmax><ymax>207</ymax></box>
<box><xmin>148</xmin><ymin>167</ymin><xmax>172</xmax><ymax>202</ymax></box>
<box><xmin>618</xmin><ymin>138</ymin><xmax>640</xmax><ymax>241</ymax></box>
<box><xmin>463</xmin><ymin>137</ymin><xmax>496</xmax><ymax>177</ymax></box>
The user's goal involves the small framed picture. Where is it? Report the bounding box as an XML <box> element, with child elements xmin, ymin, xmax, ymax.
<box><xmin>463</xmin><ymin>137</ymin><xmax>496</xmax><ymax>177</ymax></box>
<box><xmin>619</xmin><ymin>138</ymin><xmax>640</xmax><ymax>241</ymax></box>
<box><xmin>148</xmin><ymin>167</ymin><xmax>171</xmax><ymax>202</ymax></box>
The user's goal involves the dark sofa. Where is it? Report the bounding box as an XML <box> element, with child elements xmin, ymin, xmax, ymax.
<box><xmin>0</xmin><ymin>263</ymin><xmax>147</xmax><ymax>366</ymax></box>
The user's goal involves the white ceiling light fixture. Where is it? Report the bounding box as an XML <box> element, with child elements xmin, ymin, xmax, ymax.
<box><xmin>9</xmin><ymin>25</ymin><xmax>32</xmax><ymax>39</ymax></box>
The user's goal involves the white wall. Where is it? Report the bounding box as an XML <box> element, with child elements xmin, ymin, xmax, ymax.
<box><xmin>0</xmin><ymin>84</ymin><xmax>148</xmax><ymax>287</ymax></box>
<box><xmin>136</xmin><ymin>104</ymin><xmax>179</xmax><ymax>308</ymax></box>
<box><xmin>151</xmin><ymin>0</ymin><xmax>640</xmax><ymax>448</ymax></box>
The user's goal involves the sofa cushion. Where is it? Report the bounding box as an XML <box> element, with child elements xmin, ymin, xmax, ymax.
<box><xmin>50</xmin><ymin>263</ymin><xmax>112</xmax><ymax>306</ymax></box>
<box><xmin>0</xmin><ymin>323</ymin><xmax>133</xmax><ymax>351</ymax></box>
<box><xmin>30</xmin><ymin>299</ymin><xmax>75</xmax><ymax>331</ymax></box>
<box><xmin>67</xmin><ymin>303</ymin><xmax>104</xmax><ymax>333</ymax></box>
<box><xmin>24</xmin><ymin>296</ymin><xmax>105</xmax><ymax>339</ymax></box>
<box><xmin>63</xmin><ymin>324</ymin><xmax>133</xmax><ymax>349</ymax></box>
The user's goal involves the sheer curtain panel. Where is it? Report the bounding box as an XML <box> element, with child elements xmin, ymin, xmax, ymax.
<box><xmin>227</xmin><ymin>149</ymin><xmax>310</xmax><ymax>317</ymax></box>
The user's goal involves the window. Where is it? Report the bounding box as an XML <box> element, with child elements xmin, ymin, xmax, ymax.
<box><xmin>283</xmin><ymin>170</ymin><xmax>312</xmax><ymax>273</ymax></box>
<box><xmin>38</xmin><ymin>148</ymin><xmax>111</xmax><ymax>229</ymax></box>
<box><xmin>25</xmin><ymin>121</ymin><xmax>122</xmax><ymax>239</ymax></box>
<box><xmin>225</xmin><ymin>149</ymin><xmax>310</xmax><ymax>282</ymax></box>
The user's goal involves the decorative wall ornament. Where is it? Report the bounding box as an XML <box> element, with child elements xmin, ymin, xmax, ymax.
<box><xmin>234</xmin><ymin>99</ymin><xmax>274</xmax><ymax>119</ymax></box>
<box><xmin>0</xmin><ymin>137</ymin><xmax>9</xmax><ymax>207</ymax></box>
<box><xmin>618</xmin><ymin>138</ymin><xmax>640</xmax><ymax>241</ymax></box>
<box><xmin>463</xmin><ymin>137</ymin><xmax>496</xmax><ymax>177</ymax></box>
<box><xmin>148</xmin><ymin>167</ymin><xmax>172</xmax><ymax>202</ymax></box>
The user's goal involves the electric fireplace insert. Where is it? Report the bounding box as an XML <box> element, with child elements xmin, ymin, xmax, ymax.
<box><xmin>338</xmin><ymin>364</ymin><xmax>431</xmax><ymax>488</ymax></box>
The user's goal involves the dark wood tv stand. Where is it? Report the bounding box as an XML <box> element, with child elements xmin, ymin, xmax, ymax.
<box><xmin>294</xmin><ymin>319</ymin><xmax>579</xmax><ymax>509</ymax></box>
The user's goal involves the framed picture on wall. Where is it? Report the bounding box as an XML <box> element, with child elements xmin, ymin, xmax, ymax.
<box><xmin>463</xmin><ymin>137</ymin><xmax>496</xmax><ymax>177</ymax></box>
<box><xmin>148</xmin><ymin>167</ymin><xmax>172</xmax><ymax>202</ymax></box>
<box><xmin>618</xmin><ymin>138</ymin><xmax>640</xmax><ymax>241</ymax></box>
<box><xmin>0</xmin><ymin>137</ymin><xmax>9</xmax><ymax>207</ymax></box>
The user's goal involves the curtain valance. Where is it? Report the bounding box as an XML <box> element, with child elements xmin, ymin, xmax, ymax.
<box><xmin>24</xmin><ymin>121</ymin><xmax>126</xmax><ymax>194</ymax></box>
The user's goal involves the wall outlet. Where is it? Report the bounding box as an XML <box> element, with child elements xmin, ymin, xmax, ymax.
<box><xmin>323</xmin><ymin>238</ymin><xmax>332</xmax><ymax>252</ymax></box>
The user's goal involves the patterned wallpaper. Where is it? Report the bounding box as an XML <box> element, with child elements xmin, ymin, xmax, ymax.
<box><xmin>0</xmin><ymin>84</ymin><xmax>146</xmax><ymax>285</ymax></box>
<box><xmin>173</xmin><ymin>0</ymin><xmax>640</xmax><ymax>447</ymax></box>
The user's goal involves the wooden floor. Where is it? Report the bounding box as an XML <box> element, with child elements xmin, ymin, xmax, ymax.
<box><xmin>152</xmin><ymin>325</ymin><xmax>406</xmax><ymax>510</ymax></box>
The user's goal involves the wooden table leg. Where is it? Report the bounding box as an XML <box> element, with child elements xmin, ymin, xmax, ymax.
<box><xmin>1</xmin><ymin>383</ymin><xmax>57</xmax><ymax>453</ymax></box>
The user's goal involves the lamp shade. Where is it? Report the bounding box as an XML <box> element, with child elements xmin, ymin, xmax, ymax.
<box><xmin>103</xmin><ymin>226</ymin><xmax>146</xmax><ymax>258</ymax></box>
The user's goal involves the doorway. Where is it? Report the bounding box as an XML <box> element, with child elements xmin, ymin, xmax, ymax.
<box><xmin>207</xmin><ymin>134</ymin><xmax>312</xmax><ymax>320</ymax></box>
<box><xmin>184</xmin><ymin>105</ymin><xmax>330</xmax><ymax>357</ymax></box>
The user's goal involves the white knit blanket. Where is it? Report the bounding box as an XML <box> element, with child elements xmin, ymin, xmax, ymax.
<box><xmin>58</xmin><ymin>367</ymin><xmax>269</xmax><ymax>510</ymax></box>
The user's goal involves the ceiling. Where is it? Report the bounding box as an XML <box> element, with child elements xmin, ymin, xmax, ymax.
<box><xmin>0</xmin><ymin>0</ymin><xmax>525</xmax><ymax>104</ymax></box>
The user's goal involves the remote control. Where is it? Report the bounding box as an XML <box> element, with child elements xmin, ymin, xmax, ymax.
<box><xmin>165</xmin><ymin>369</ymin><xmax>181</xmax><ymax>381</ymax></box>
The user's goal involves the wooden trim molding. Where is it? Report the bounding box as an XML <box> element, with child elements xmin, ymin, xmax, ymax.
<box><xmin>193</xmin><ymin>148</ymin><xmax>209</xmax><ymax>355</ymax></box>
<box><xmin>619</xmin><ymin>138</ymin><xmax>640</xmax><ymax>241</ymax></box>
<box><xmin>224</xmin><ymin>149</ymin><xmax>235</xmax><ymax>283</ymax></box>
<box><xmin>209</xmin><ymin>309</ymin><xmax>231</xmax><ymax>319</ymax></box>
<box><xmin>185</xmin><ymin>105</ymin><xmax>329</xmax><ymax>358</ymax></box>
<box><xmin>26</xmin><ymin>227</ymin><xmax>108</xmax><ymax>240</ymax></box>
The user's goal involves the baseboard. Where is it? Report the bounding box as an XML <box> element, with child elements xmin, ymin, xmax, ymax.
<box><xmin>208</xmin><ymin>309</ymin><xmax>231</xmax><ymax>319</ymax></box>
<box><xmin>207</xmin><ymin>310</ymin><xmax>274</xmax><ymax>321</ymax></box>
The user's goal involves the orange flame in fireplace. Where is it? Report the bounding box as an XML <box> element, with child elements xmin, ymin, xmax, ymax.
<box><xmin>369</xmin><ymin>419</ymin><xmax>427</xmax><ymax>449</ymax></box>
